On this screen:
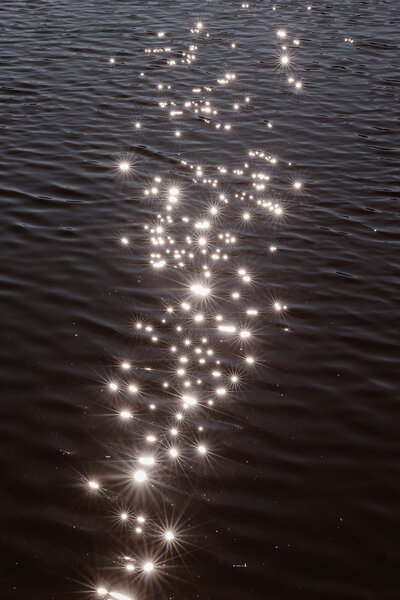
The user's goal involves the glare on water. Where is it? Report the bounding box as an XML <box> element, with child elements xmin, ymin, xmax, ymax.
<box><xmin>84</xmin><ymin>4</ymin><xmax>308</xmax><ymax>598</ymax></box>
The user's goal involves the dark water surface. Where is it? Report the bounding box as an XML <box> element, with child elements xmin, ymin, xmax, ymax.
<box><xmin>0</xmin><ymin>1</ymin><xmax>399</xmax><ymax>599</ymax></box>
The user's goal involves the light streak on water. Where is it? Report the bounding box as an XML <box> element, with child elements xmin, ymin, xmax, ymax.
<box><xmin>83</xmin><ymin>5</ymin><xmax>308</xmax><ymax>599</ymax></box>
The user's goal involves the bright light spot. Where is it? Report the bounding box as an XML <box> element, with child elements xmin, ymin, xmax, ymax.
<box><xmin>165</xmin><ymin>531</ymin><xmax>175</xmax><ymax>541</ymax></box>
<box><xmin>120</xmin><ymin>410</ymin><xmax>132</xmax><ymax>419</ymax></box>
<box><xmin>89</xmin><ymin>480</ymin><xmax>99</xmax><ymax>490</ymax></box>
<box><xmin>134</xmin><ymin>470</ymin><xmax>147</xmax><ymax>483</ymax></box>
<box><xmin>198</xmin><ymin>445</ymin><xmax>207</xmax><ymax>454</ymax></box>
<box><xmin>138</xmin><ymin>456</ymin><xmax>155</xmax><ymax>466</ymax></box>
<box><xmin>143</xmin><ymin>562</ymin><xmax>154</xmax><ymax>572</ymax></box>
<box><xmin>119</xmin><ymin>161</ymin><xmax>131</xmax><ymax>173</ymax></box>
<box><xmin>191</xmin><ymin>284</ymin><xmax>210</xmax><ymax>297</ymax></box>
<box><xmin>218</xmin><ymin>324</ymin><xmax>236</xmax><ymax>333</ymax></box>
<box><xmin>182</xmin><ymin>394</ymin><xmax>197</xmax><ymax>406</ymax></box>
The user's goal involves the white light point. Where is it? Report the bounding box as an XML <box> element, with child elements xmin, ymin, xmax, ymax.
<box><xmin>169</xmin><ymin>447</ymin><xmax>178</xmax><ymax>458</ymax></box>
<box><xmin>143</xmin><ymin>562</ymin><xmax>154</xmax><ymax>573</ymax></box>
<box><xmin>294</xmin><ymin>180</ymin><xmax>302</xmax><ymax>189</ymax></box>
<box><xmin>134</xmin><ymin>469</ymin><xmax>147</xmax><ymax>483</ymax></box>
<box><xmin>182</xmin><ymin>394</ymin><xmax>197</xmax><ymax>407</ymax></box>
<box><xmin>218</xmin><ymin>324</ymin><xmax>236</xmax><ymax>333</ymax></box>
<box><xmin>139</xmin><ymin>456</ymin><xmax>155</xmax><ymax>466</ymax></box>
<box><xmin>198</xmin><ymin>445</ymin><xmax>207</xmax><ymax>455</ymax></box>
<box><xmin>119</xmin><ymin>161</ymin><xmax>131</xmax><ymax>173</ymax></box>
<box><xmin>121</xmin><ymin>512</ymin><xmax>128</xmax><ymax>521</ymax></box>
<box><xmin>191</xmin><ymin>284</ymin><xmax>210</xmax><ymax>297</ymax></box>
<box><xmin>277</xmin><ymin>29</ymin><xmax>287</xmax><ymax>39</ymax></box>
<box><xmin>97</xmin><ymin>588</ymin><xmax>108</xmax><ymax>597</ymax></box>
<box><xmin>165</xmin><ymin>531</ymin><xmax>175</xmax><ymax>541</ymax></box>
<box><xmin>89</xmin><ymin>480</ymin><xmax>99</xmax><ymax>490</ymax></box>
<box><xmin>120</xmin><ymin>410</ymin><xmax>132</xmax><ymax>419</ymax></box>
<box><xmin>109</xmin><ymin>382</ymin><xmax>118</xmax><ymax>392</ymax></box>
<box><xmin>245</xmin><ymin>356</ymin><xmax>255</xmax><ymax>364</ymax></box>
<box><xmin>128</xmin><ymin>384</ymin><xmax>138</xmax><ymax>394</ymax></box>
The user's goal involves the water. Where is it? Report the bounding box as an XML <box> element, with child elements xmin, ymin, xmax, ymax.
<box><xmin>0</xmin><ymin>1</ymin><xmax>399</xmax><ymax>599</ymax></box>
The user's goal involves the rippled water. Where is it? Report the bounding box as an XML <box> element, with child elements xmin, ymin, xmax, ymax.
<box><xmin>0</xmin><ymin>1</ymin><xmax>399</xmax><ymax>599</ymax></box>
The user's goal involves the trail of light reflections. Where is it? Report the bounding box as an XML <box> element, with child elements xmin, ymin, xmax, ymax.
<box><xmin>82</xmin><ymin>3</ymin><xmax>306</xmax><ymax>596</ymax></box>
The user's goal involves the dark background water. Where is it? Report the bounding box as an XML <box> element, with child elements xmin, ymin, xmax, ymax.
<box><xmin>0</xmin><ymin>1</ymin><xmax>399</xmax><ymax>599</ymax></box>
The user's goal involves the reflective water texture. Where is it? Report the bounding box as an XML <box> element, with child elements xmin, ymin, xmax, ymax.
<box><xmin>0</xmin><ymin>1</ymin><xmax>398</xmax><ymax>599</ymax></box>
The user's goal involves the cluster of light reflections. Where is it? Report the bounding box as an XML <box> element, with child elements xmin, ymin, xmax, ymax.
<box><xmin>85</xmin><ymin>9</ymin><xmax>307</xmax><ymax>600</ymax></box>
